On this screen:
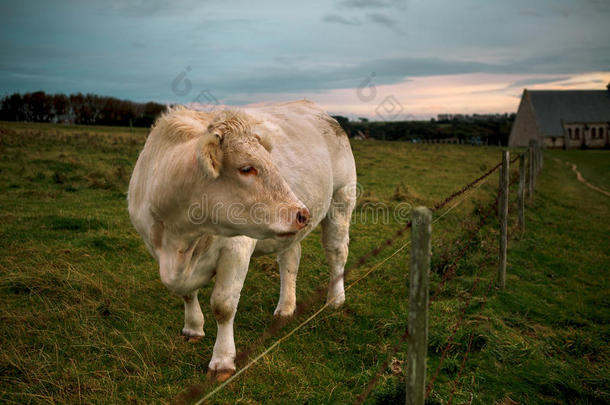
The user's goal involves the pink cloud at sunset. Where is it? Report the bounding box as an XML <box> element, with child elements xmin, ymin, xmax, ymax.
<box><xmin>314</xmin><ymin>71</ymin><xmax>610</xmax><ymax>120</ymax></box>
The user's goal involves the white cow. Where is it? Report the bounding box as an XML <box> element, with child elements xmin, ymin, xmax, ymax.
<box><xmin>128</xmin><ymin>100</ymin><xmax>356</xmax><ymax>380</ymax></box>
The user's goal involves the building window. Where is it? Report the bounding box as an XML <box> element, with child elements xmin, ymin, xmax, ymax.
<box><xmin>575</xmin><ymin>128</ymin><xmax>580</xmax><ymax>139</ymax></box>
<box><xmin>592</xmin><ymin>128</ymin><xmax>597</xmax><ymax>139</ymax></box>
<box><xmin>568</xmin><ymin>128</ymin><xmax>572</xmax><ymax>139</ymax></box>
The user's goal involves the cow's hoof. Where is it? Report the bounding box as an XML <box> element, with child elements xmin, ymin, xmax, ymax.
<box><xmin>273</xmin><ymin>306</ymin><xmax>295</xmax><ymax>319</ymax></box>
<box><xmin>207</xmin><ymin>367</ymin><xmax>235</xmax><ymax>382</ymax></box>
<box><xmin>272</xmin><ymin>313</ymin><xmax>293</xmax><ymax>328</ymax></box>
<box><xmin>326</xmin><ymin>292</ymin><xmax>345</xmax><ymax>308</ymax></box>
<box><xmin>181</xmin><ymin>328</ymin><xmax>204</xmax><ymax>343</ymax></box>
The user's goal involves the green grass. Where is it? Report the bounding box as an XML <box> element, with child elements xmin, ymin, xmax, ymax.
<box><xmin>0</xmin><ymin>121</ymin><xmax>608</xmax><ymax>404</ymax></box>
<box><xmin>546</xmin><ymin>149</ymin><xmax>610</xmax><ymax>191</ymax></box>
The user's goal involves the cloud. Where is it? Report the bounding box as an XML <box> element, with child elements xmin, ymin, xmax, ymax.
<box><xmin>557</xmin><ymin>80</ymin><xmax>598</xmax><ymax>87</ymax></box>
<box><xmin>322</xmin><ymin>14</ymin><xmax>362</xmax><ymax>25</ymax></box>
<box><xmin>338</xmin><ymin>0</ymin><xmax>403</xmax><ymax>9</ymax></box>
<box><xmin>508</xmin><ymin>77</ymin><xmax>570</xmax><ymax>88</ymax></box>
<box><xmin>518</xmin><ymin>9</ymin><xmax>541</xmax><ymax>17</ymax></box>
<box><xmin>587</xmin><ymin>0</ymin><xmax>610</xmax><ymax>13</ymax></box>
<box><xmin>509</xmin><ymin>46</ymin><xmax>610</xmax><ymax>75</ymax></box>
<box><xmin>366</xmin><ymin>13</ymin><xmax>399</xmax><ymax>28</ymax></box>
<box><xmin>96</xmin><ymin>0</ymin><xmax>204</xmax><ymax>17</ymax></box>
<box><xmin>200</xmin><ymin>46</ymin><xmax>610</xmax><ymax>98</ymax></box>
<box><xmin>203</xmin><ymin>56</ymin><xmax>493</xmax><ymax>96</ymax></box>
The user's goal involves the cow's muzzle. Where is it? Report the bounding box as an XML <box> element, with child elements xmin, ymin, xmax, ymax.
<box><xmin>276</xmin><ymin>206</ymin><xmax>310</xmax><ymax>237</ymax></box>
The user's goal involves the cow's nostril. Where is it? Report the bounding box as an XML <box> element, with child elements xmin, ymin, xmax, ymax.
<box><xmin>296</xmin><ymin>208</ymin><xmax>310</xmax><ymax>227</ymax></box>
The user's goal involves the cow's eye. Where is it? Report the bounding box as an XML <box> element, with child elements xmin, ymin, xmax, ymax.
<box><xmin>239</xmin><ymin>166</ymin><xmax>258</xmax><ymax>176</ymax></box>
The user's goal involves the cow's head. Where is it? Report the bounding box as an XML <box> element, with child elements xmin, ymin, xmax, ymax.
<box><xmin>193</xmin><ymin>110</ymin><xmax>310</xmax><ymax>239</ymax></box>
<box><xmin>150</xmin><ymin>109</ymin><xmax>309</xmax><ymax>245</ymax></box>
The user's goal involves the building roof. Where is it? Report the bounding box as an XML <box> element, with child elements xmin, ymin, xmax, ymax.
<box><xmin>527</xmin><ymin>90</ymin><xmax>610</xmax><ymax>137</ymax></box>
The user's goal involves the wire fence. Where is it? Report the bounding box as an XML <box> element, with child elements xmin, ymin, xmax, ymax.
<box><xmin>356</xmin><ymin>183</ymin><xmax>505</xmax><ymax>405</ymax></box>
<box><xmin>354</xmin><ymin>182</ymin><xmax>502</xmax><ymax>404</ymax></box>
<box><xmin>174</xmin><ymin>142</ymin><xmax>543</xmax><ymax>405</ymax></box>
<box><xmin>388</xmin><ymin>151</ymin><xmax>530</xmax><ymax>405</ymax></box>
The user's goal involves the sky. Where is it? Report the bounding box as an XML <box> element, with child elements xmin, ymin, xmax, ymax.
<box><xmin>1</xmin><ymin>0</ymin><xmax>609</xmax><ymax>120</ymax></box>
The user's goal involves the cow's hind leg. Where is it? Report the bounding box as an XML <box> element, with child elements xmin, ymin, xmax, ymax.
<box><xmin>322</xmin><ymin>185</ymin><xmax>355</xmax><ymax>308</ymax></box>
<box><xmin>274</xmin><ymin>242</ymin><xmax>301</xmax><ymax>318</ymax></box>
<box><xmin>182</xmin><ymin>290</ymin><xmax>204</xmax><ymax>342</ymax></box>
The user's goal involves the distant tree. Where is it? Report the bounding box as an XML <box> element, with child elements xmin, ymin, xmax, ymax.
<box><xmin>0</xmin><ymin>91</ymin><xmax>166</xmax><ymax>127</ymax></box>
<box><xmin>136</xmin><ymin>102</ymin><xmax>166</xmax><ymax>127</ymax></box>
<box><xmin>52</xmin><ymin>94</ymin><xmax>70</xmax><ymax>122</ymax></box>
<box><xmin>25</xmin><ymin>91</ymin><xmax>53</xmax><ymax>122</ymax></box>
<box><xmin>0</xmin><ymin>93</ymin><xmax>24</xmax><ymax>121</ymax></box>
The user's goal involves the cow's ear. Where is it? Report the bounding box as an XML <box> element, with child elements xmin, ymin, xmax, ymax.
<box><xmin>196</xmin><ymin>134</ymin><xmax>223</xmax><ymax>179</ymax></box>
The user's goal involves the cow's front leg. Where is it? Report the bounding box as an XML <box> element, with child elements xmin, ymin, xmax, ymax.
<box><xmin>182</xmin><ymin>290</ymin><xmax>204</xmax><ymax>342</ymax></box>
<box><xmin>322</xmin><ymin>185</ymin><xmax>355</xmax><ymax>308</ymax></box>
<box><xmin>208</xmin><ymin>240</ymin><xmax>253</xmax><ymax>381</ymax></box>
<box><xmin>274</xmin><ymin>242</ymin><xmax>301</xmax><ymax>318</ymax></box>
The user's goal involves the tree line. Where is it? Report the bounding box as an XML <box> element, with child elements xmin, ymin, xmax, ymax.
<box><xmin>332</xmin><ymin>114</ymin><xmax>516</xmax><ymax>146</ymax></box>
<box><xmin>0</xmin><ymin>91</ymin><xmax>166</xmax><ymax>127</ymax></box>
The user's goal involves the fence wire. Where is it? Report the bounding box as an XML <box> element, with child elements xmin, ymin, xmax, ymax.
<box><xmin>429</xmin><ymin>200</ymin><xmax>497</xmax><ymax>304</ymax></box>
<box><xmin>433</xmin><ymin>162</ymin><xmax>501</xmax><ymax>212</ymax></box>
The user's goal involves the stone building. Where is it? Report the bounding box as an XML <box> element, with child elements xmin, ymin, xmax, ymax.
<box><xmin>509</xmin><ymin>86</ymin><xmax>610</xmax><ymax>149</ymax></box>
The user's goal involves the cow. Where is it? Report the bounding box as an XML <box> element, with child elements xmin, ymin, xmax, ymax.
<box><xmin>128</xmin><ymin>100</ymin><xmax>356</xmax><ymax>381</ymax></box>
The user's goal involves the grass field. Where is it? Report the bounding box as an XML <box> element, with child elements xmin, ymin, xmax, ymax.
<box><xmin>0</xmin><ymin>121</ymin><xmax>608</xmax><ymax>404</ymax></box>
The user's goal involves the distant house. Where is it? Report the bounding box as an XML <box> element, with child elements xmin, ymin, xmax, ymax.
<box><xmin>509</xmin><ymin>86</ymin><xmax>610</xmax><ymax>149</ymax></box>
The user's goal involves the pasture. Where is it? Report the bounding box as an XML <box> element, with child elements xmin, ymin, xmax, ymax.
<box><xmin>0</xmin><ymin>121</ymin><xmax>608</xmax><ymax>404</ymax></box>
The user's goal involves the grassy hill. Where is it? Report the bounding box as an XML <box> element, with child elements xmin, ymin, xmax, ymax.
<box><xmin>0</xmin><ymin>121</ymin><xmax>608</xmax><ymax>404</ymax></box>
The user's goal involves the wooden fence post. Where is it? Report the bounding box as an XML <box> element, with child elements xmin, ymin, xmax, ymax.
<box><xmin>537</xmin><ymin>141</ymin><xmax>541</xmax><ymax>175</ymax></box>
<box><xmin>528</xmin><ymin>140</ymin><xmax>535</xmax><ymax>200</ymax></box>
<box><xmin>498</xmin><ymin>151</ymin><xmax>509</xmax><ymax>288</ymax></box>
<box><xmin>539</xmin><ymin>142</ymin><xmax>544</xmax><ymax>172</ymax></box>
<box><xmin>534</xmin><ymin>141</ymin><xmax>540</xmax><ymax>175</ymax></box>
<box><xmin>518</xmin><ymin>153</ymin><xmax>525</xmax><ymax>232</ymax></box>
<box><xmin>406</xmin><ymin>207</ymin><xmax>432</xmax><ymax>405</ymax></box>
